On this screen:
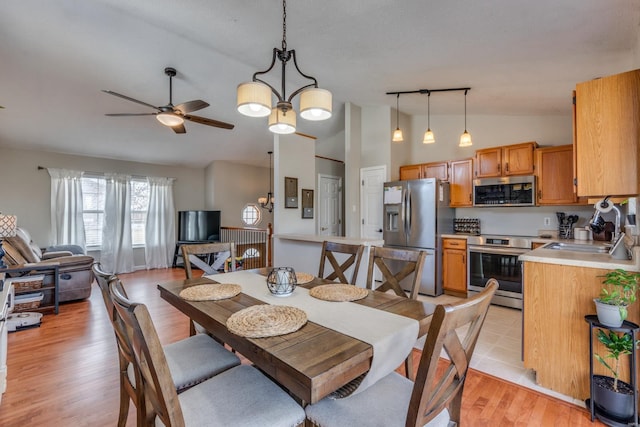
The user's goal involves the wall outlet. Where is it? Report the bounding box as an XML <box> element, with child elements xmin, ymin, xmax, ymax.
<box><xmin>544</xmin><ymin>217</ymin><xmax>551</xmax><ymax>226</ymax></box>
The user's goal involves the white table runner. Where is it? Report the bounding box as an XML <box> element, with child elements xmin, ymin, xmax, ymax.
<box><xmin>209</xmin><ymin>271</ymin><xmax>419</xmax><ymax>395</ymax></box>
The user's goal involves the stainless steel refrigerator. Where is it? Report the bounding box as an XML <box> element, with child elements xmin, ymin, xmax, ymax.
<box><xmin>383</xmin><ymin>178</ymin><xmax>453</xmax><ymax>296</ymax></box>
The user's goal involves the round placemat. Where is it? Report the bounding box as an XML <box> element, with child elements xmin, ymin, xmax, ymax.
<box><xmin>179</xmin><ymin>283</ymin><xmax>242</xmax><ymax>301</ymax></box>
<box><xmin>226</xmin><ymin>305</ymin><xmax>307</xmax><ymax>338</ymax></box>
<box><xmin>309</xmin><ymin>284</ymin><xmax>369</xmax><ymax>302</ymax></box>
<box><xmin>295</xmin><ymin>272</ymin><xmax>315</xmax><ymax>284</ymax></box>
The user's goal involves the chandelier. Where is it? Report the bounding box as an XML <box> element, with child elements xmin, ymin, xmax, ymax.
<box><xmin>258</xmin><ymin>151</ymin><xmax>275</xmax><ymax>212</ymax></box>
<box><xmin>236</xmin><ymin>0</ymin><xmax>332</xmax><ymax>134</ymax></box>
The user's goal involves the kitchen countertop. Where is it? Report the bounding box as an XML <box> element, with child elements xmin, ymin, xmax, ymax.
<box><xmin>273</xmin><ymin>233</ymin><xmax>384</xmax><ymax>246</ymax></box>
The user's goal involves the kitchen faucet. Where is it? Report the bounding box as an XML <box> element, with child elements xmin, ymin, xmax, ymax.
<box><xmin>591</xmin><ymin>196</ymin><xmax>629</xmax><ymax>259</ymax></box>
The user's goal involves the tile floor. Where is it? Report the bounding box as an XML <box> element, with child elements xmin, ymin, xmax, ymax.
<box><xmin>416</xmin><ymin>293</ymin><xmax>586</xmax><ymax>407</ymax></box>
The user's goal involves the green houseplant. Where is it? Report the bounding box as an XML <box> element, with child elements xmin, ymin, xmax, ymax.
<box><xmin>592</xmin><ymin>328</ymin><xmax>638</xmax><ymax>420</ymax></box>
<box><xmin>594</xmin><ymin>269</ymin><xmax>640</xmax><ymax>327</ymax></box>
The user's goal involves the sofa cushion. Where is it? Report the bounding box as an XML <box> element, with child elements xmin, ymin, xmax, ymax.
<box><xmin>1</xmin><ymin>240</ymin><xmax>27</xmax><ymax>265</ymax></box>
<box><xmin>16</xmin><ymin>227</ymin><xmax>43</xmax><ymax>260</ymax></box>
<box><xmin>5</xmin><ymin>233</ymin><xmax>39</xmax><ymax>263</ymax></box>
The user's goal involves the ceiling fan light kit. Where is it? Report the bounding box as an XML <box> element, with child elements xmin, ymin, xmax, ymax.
<box><xmin>156</xmin><ymin>111</ymin><xmax>184</xmax><ymax>127</ymax></box>
<box><xmin>237</xmin><ymin>0</ymin><xmax>332</xmax><ymax>134</ymax></box>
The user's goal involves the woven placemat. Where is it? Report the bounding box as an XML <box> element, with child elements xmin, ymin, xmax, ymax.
<box><xmin>295</xmin><ymin>272</ymin><xmax>315</xmax><ymax>284</ymax></box>
<box><xmin>179</xmin><ymin>283</ymin><xmax>242</xmax><ymax>301</ymax></box>
<box><xmin>309</xmin><ymin>284</ymin><xmax>369</xmax><ymax>302</ymax></box>
<box><xmin>226</xmin><ymin>305</ymin><xmax>307</xmax><ymax>338</ymax></box>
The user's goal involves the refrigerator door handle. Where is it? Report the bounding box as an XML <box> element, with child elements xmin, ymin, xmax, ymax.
<box><xmin>405</xmin><ymin>188</ymin><xmax>411</xmax><ymax>240</ymax></box>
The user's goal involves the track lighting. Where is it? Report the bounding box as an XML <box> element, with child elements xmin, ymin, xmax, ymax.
<box><xmin>422</xmin><ymin>91</ymin><xmax>435</xmax><ymax>144</ymax></box>
<box><xmin>459</xmin><ymin>89</ymin><xmax>472</xmax><ymax>147</ymax></box>
<box><xmin>392</xmin><ymin>94</ymin><xmax>404</xmax><ymax>142</ymax></box>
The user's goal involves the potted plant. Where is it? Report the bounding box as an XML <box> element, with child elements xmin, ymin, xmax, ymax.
<box><xmin>592</xmin><ymin>328</ymin><xmax>638</xmax><ymax>420</ymax></box>
<box><xmin>594</xmin><ymin>269</ymin><xmax>640</xmax><ymax>327</ymax></box>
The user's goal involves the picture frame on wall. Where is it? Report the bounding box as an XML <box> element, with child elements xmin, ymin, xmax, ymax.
<box><xmin>284</xmin><ymin>177</ymin><xmax>298</xmax><ymax>208</ymax></box>
<box><xmin>302</xmin><ymin>189</ymin><xmax>313</xmax><ymax>218</ymax></box>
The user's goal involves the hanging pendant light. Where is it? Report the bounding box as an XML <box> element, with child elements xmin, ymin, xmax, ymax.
<box><xmin>422</xmin><ymin>91</ymin><xmax>435</xmax><ymax>144</ymax></box>
<box><xmin>459</xmin><ymin>89</ymin><xmax>472</xmax><ymax>147</ymax></box>
<box><xmin>258</xmin><ymin>151</ymin><xmax>275</xmax><ymax>212</ymax></box>
<box><xmin>392</xmin><ymin>93</ymin><xmax>404</xmax><ymax>142</ymax></box>
<box><xmin>237</xmin><ymin>0</ymin><xmax>332</xmax><ymax>134</ymax></box>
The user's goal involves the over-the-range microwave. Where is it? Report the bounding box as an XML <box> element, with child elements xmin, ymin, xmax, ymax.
<box><xmin>473</xmin><ymin>175</ymin><xmax>536</xmax><ymax>207</ymax></box>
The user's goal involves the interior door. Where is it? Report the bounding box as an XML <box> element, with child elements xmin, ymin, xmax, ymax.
<box><xmin>360</xmin><ymin>165</ymin><xmax>386</xmax><ymax>239</ymax></box>
<box><xmin>318</xmin><ymin>174</ymin><xmax>342</xmax><ymax>236</ymax></box>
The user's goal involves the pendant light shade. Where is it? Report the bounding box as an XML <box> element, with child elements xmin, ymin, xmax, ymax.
<box><xmin>459</xmin><ymin>89</ymin><xmax>472</xmax><ymax>147</ymax></box>
<box><xmin>299</xmin><ymin>88</ymin><xmax>332</xmax><ymax>120</ymax></box>
<box><xmin>156</xmin><ymin>111</ymin><xmax>184</xmax><ymax>127</ymax></box>
<box><xmin>392</xmin><ymin>93</ymin><xmax>404</xmax><ymax>142</ymax></box>
<box><xmin>422</xmin><ymin>91</ymin><xmax>435</xmax><ymax>144</ymax></box>
<box><xmin>237</xmin><ymin>82</ymin><xmax>272</xmax><ymax>117</ymax></box>
<box><xmin>268</xmin><ymin>107</ymin><xmax>296</xmax><ymax>134</ymax></box>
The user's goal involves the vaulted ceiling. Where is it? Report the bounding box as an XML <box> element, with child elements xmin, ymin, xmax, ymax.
<box><xmin>1</xmin><ymin>0</ymin><xmax>638</xmax><ymax>168</ymax></box>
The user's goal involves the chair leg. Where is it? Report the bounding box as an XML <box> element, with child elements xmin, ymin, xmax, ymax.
<box><xmin>404</xmin><ymin>355</ymin><xmax>414</xmax><ymax>380</ymax></box>
<box><xmin>117</xmin><ymin>378</ymin><xmax>130</xmax><ymax>427</ymax></box>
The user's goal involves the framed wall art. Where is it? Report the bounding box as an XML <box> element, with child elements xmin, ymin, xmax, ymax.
<box><xmin>284</xmin><ymin>177</ymin><xmax>298</xmax><ymax>208</ymax></box>
<box><xmin>301</xmin><ymin>189</ymin><xmax>314</xmax><ymax>218</ymax></box>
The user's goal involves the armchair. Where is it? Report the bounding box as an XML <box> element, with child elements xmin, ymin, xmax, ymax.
<box><xmin>1</xmin><ymin>227</ymin><xmax>94</xmax><ymax>302</ymax></box>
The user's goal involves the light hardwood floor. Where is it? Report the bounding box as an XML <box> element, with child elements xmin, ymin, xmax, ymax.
<box><xmin>0</xmin><ymin>268</ymin><xmax>603</xmax><ymax>426</ymax></box>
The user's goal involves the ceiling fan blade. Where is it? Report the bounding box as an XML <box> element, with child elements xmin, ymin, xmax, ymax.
<box><xmin>171</xmin><ymin>123</ymin><xmax>187</xmax><ymax>134</ymax></box>
<box><xmin>184</xmin><ymin>114</ymin><xmax>234</xmax><ymax>130</ymax></box>
<box><xmin>174</xmin><ymin>100</ymin><xmax>209</xmax><ymax>114</ymax></box>
<box><xmin>105</xmin><ymin>113</ymin><xmax>157</xmax><ymax>117</ymax></box>
<box><xmin>102</xmin><ymin>90</ymin><xmax>160</xmax><ymax>111</ymax></box>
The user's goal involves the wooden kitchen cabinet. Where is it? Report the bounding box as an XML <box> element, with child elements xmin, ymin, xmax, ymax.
<box><xmin>399</xmin><ymin>164</ymin><xmax>422</xmax><ymax>181</ymax></box>
<box><xmin>475</xmin><ymin>141</ymin><xmax>537</xmax><ymax>178</ymax></box>
<box><xmin>535</xmin><ymin>145</ymin><xmax>582</xmax><ymax>205</ymax></box>
<box><xmin>449</xmin><ymin>158</ymin><xmax>473</xmax><ymax>207</ymax></box>
<box><xmin>575</xmin><ymin>68</ymin><xmax>640</xmax><ymax>197</ymax></box>
<box><xmin>421</xmin><ymin>161</ymin><xmax>449</xmax><ymax>181</ymax></box>
<box><xmin>442</xmin><ymin>238</ymin><xmax>467</xmax><ymax>297</ymax></box>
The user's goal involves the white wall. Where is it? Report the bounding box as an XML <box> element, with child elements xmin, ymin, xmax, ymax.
<box><xmin>204</xmin><ymin>160</ymin><xmax>274</xmax><ymax>228</ymax></box>
<box><xmin>316</xmin><ymin>130</ymin><xmax>346</xmax><ymax>162</ymax></box>
<box><xmin>344</xmin><ymin>102</ymin><xmax>362</xmax><ymax>237</ymax></box>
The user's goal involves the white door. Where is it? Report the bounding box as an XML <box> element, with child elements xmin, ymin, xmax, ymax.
<box><xmin>361</xmin><ymin>165</ymin><xmax>386</xmax><ymax>239</ymax></box>
<box><xmin>318</xmin><ymin>174</ymin><xmax>342</xmax><ymax>236</ymax></box>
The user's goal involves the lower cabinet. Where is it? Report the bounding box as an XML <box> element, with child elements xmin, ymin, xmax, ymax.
<box><xmin>442</xmin><ymin>238</ymin><xmax>467</xmax><ymax>297</ymax></box>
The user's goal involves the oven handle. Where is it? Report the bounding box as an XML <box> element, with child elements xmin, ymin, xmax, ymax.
<box><xmin>468</xmin><ymin>245</ymin><xmax>529</xmax><ymax>256</ymax></box>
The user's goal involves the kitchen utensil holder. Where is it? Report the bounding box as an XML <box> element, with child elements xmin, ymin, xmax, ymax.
<box><xmin>559</xmin><ymin>224</ymin><xmax>573</xmax><ymax>239</ymax></box>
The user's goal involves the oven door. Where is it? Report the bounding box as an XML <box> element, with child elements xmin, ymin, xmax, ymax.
<box><xmin>468</xmin><ymin>245</ymin><xmax>526</xmax><ymax>308</ymax></box>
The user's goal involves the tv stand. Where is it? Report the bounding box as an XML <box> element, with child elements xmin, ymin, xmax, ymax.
<box><xmin>172</xmin><ymin>240</ymin><xmax>219</xmax><ymax>268</ymax></box>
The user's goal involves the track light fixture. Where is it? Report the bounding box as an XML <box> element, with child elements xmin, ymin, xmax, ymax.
<box><xmin>459</xmin><ymin>89</ymin><xmax>472</xmax><ymax>147</ymax></box>
<box><xmin>237</xmin><ymin>0</ymin><xmax>332</xmax><ymax>134</ymax></box>
<box><xmin>422</xmin><ymin>91</ymin><xmax>435</xmax><ymax>144</ymax></box>
<box><xmin>392</xmin><ymin>93</ymin><xmax>404</xmax><ymax>142</ymax></box>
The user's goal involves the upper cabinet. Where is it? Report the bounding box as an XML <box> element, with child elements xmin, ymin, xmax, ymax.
<box><xmin>475</xmin><ymin>142</ymin><xmax>538</xmax><ymax>178</ymax></box>
<box><xmin>575</xmin><ymin>69</ymin><xmax>640</xmax><ymax>197</ymax></box>
<box><xmin>399</xmin><ymin>161</ymin><xmax>449</xmax><ymax>181</ymax></box>
<box><xmin>535</xmin><ymin>145</ymin><xmax>583</xmax><ymax>205</ymax></box>
<box><xmin>449</xmin><ymin>158</ymin><xmax>474</xmax><ymax>207</ymax></box>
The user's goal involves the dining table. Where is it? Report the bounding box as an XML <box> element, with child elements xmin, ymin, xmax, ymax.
<box><xmin>157</xmin><ymin>268</ymin><xmax>436</xmax><ymax>404</ymax></box>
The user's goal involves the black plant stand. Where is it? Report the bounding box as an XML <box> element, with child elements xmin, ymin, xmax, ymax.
<box><xmin>585</xmin><ymin>315</ymin><xmax>639</xmax><ymax>427</ymax></box>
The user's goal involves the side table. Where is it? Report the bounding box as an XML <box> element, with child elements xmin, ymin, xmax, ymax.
<box><xmin>1</xmin><ymin>264</ymin><xmax>60</xmax><ymax>315</ymax></box>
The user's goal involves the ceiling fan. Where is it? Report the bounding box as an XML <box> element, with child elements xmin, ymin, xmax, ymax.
<box><xmin>102</xmin><ymin>67</ymin><xmax>234</xmax><ymax>134</ymax></box>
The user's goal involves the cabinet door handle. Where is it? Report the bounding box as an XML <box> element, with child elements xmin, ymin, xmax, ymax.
<box><xmin>505</xmin><ymin>163</ymin><xmax>509</xmax><ymax>172</ymax></box>
<box><xmin>497</xmin><ymin>163</ymin><xmax>501</xmax><ymax>172</ymax></box>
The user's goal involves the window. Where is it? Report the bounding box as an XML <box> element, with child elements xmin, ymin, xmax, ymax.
<box><xmin>241</xmin><ymin>203</ymin><xmax>261</xmax><ymax>226</ymax></box>
<box><xmin>81</xmin><ymin>176</ymin><xmax>149</xmax><ymax>247</ymax></box>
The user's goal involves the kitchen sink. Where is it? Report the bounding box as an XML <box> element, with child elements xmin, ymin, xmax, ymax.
<box><xmin>543</xmin><ymin>242</ymin><xmax>611</xmax><ymax>254</ymax></box>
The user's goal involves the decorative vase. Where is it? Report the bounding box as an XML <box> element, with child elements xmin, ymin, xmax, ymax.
<box><xmin>594</xmin><ymin>299</ymin><xmax>625</xmax><ymax>328</ymax></box>
<box><xmin>592</xmin><ymin>375</ymin><xmax>635</xmax><ymax>421</ymax></box>
<box><xmin>266</xmin><ymin>267</ymin><xmax>297</xmax><ymax>297</ymax></box>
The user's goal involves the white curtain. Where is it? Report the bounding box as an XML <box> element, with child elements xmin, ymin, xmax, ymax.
<box><xmin>101</xmin><ymin>173</ymin><xmax>134</xmax><ymax>273</ymax></box>
<box><xmin>145</xmin><ymin>176</ymin><xmax>176</xmax><ymax>269</ymax></box>
<box><xmin>48</xmin><ymin>168</ymin><xmax>86</xmax><ymax>250</ymax></box>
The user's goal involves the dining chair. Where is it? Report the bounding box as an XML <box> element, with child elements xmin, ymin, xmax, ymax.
<box><xmin>305</xmin><ymin>279</ymin><xmax>499</xmax><ymax>427</ymax></box>
<box><xmin>109</xmin><ymin>279</ymin><xmax>306</xmax><ymax>427</ymax></box>
<box><xmin>93</xmin><ymin>264</ymin><xmax>241</xmax><ymax>427</ymax></box>
<box><xmin>318</xmin><ymin>241</ymin><xmax>365</xmax><ymax>284</ymax></box>
<box><xmin>365</xmin><ymin>246</ymin><xmax>427</xmax><ymax>300</ymax></box>
<box><xmin>181</xmin><ymin>241</ymin><xmax>237</xmax><ymax>280</ymax></box>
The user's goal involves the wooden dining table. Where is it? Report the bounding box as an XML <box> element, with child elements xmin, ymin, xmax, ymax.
<box><xmin>157</xmin><ymin>268</ymin><xmax>435</xmax><ymax>404</ymax></box>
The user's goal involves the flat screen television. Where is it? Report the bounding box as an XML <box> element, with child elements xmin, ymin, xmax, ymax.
<box><xmin>178</xmin><ymin>210</ymin><xmax>220</xmax><ymax>242</ymax></box>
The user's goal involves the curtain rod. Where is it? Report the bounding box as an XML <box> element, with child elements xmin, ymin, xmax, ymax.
<box><xmin>37</xmin><ymin>166</ymin><xmax>176</xmax><ymax>181</ymax></box>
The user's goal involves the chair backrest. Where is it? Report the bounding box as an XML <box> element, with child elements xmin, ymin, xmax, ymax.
<box><xmin>365</xmin><ymin>246</ymin><xmax>427</xmax><ymax>299</ymax></box>
<box><xmin>407</xmin><ymin>279</ymin><xmax>499</xmax><ymax>426</ymax></box>
<box><xmin>181</xmin><ymin>242</ymin><xmax>236</xmax><ymax>279</ymax></box>
<box><xmin>110</xmin><ymin>278</ymin><xmax>184</xmax><ymax>426</ymax></box>
<box><xmin>92</xmin><ymin>262</ymin><xmax>117</xmax><ymax>321</ymax></box>
<box><xmin>318</xmin><ymin>241</ymin><xmax>365</xmax><ymax>285</ymax></box>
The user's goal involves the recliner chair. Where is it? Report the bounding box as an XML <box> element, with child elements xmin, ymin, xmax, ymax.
<box><xmin>1</xmin><ymin>227</ymin><xmax>94</xmax><ymax>302</ymax></box>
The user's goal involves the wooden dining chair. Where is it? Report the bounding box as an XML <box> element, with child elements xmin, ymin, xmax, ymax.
<box><xmin>109</xmin><ymin>279</ymin><xmax>306</xmax><ymax>427</ymax></box>
<box><xmin>318</xmin><ymin>241</ymin><xmax>365</xmax><ymax>284</ymax></box>
<box><xmin>93</xmin><ymin>265</ymin><xmax>240</xmax><ymax>427</ymax></box>
<box><xmin>305</xmin><ymin>279</ymin><xmax>499</xmax><ymax>427</ymax></box>
<box><xmin>366</xmin><ymin>246</ymin><xmax>427</xmax><ymax>300</ymax></box>
<box><xmin>181</xmin><ymin>241</ymin><xmax>237</xmax><ymax>280</ymax></box>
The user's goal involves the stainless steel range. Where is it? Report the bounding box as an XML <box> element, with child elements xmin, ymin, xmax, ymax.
<box><xmin>467</xmin><ymin>235</ymin><xmax>533</xmax><ymax>309</ymax></box>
